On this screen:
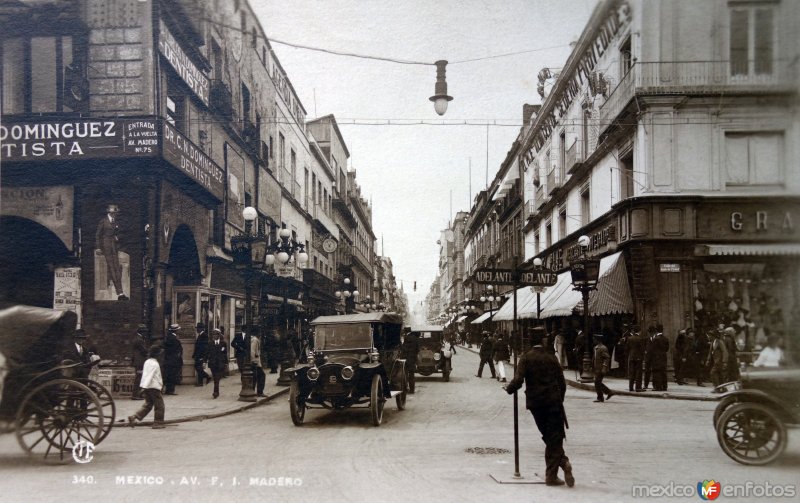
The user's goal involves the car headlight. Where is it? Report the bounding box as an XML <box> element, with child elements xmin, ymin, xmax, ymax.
<box><xmin>713</xmin><ymin>381</ymin><xmax>741</xmax><ymax>394</ymax></box>
<box><xmin>341</xmin><ymin>366</ymin><xmax>354</xmax><ymax>380</ymax></box>
<box><xmin>370</xmin><ymin>351</ymin><xmax>380</xmax><ymax>363</ymax></box>
<box><xmin>433</xmin><ymin>353</ymin><xmax>441</xmax><ymax>361</ymax></box>
<box><xmin>307</xmin><ymin>366</ymin><xmax>320</xmax><ymax>381</ymax></box>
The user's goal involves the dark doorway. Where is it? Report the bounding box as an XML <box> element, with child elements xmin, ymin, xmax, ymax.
<box><xmin>0</xmin><ymin>216</ymin><xmax>72</xmax><ymax>307</ymax></box>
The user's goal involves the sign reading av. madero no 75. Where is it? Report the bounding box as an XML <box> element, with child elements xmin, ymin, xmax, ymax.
<box><xmin>474</xmin><ymin>267</ymin><xmax>557</xmax><ymax>287</ymax></box>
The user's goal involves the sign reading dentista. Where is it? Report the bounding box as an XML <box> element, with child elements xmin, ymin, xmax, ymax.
<box><xmin>0</xmin><ymin>120</ymin><xmax>154</xmax><ymax>160</ymax></box>
<box><xmin>1</xmin><ymin>117</ymin><xmax>224</xmax><ymax>202</ymax></box>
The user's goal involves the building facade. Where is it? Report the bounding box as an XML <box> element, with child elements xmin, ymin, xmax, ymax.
<box><xmin>518</xmin><ymin>0</ymin><xmax>799</xmax><ymax>361</ymax></box>
<box><xmin>0</xmin><ymin>0</ymin><xmax>382</xmax><ymax>369</ymax></box>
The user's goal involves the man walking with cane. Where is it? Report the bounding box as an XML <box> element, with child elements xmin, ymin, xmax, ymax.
<box><xmin>504</xmin><ymin>328</ymin><xmax>574</xmax><ymax>487</ymax></box>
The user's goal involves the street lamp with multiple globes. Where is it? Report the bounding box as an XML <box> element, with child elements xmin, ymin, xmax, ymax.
<box><xmin>334</xmin><ymin>278</ymin><xmax>359</xmax><ymax>314</ymax></box>
<box><xmin>229</xmin><ymin>206</ymin><xmax>268</xmax><ymax>402</ymax></box>
<box><xmin>262</xmin><ymin>224</ymin><xmax>308</xmax><ymax>386</ymax></box>
<box><xmin>570</xmin><ymin>235</ymin><xmax>601</xmax><ymax>382</ymax></box>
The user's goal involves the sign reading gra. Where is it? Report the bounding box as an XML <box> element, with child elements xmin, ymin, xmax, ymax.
<box><xmin>474</xmin><ymin>267</ymin><xmax>558</xmax><ymax>287</ymax></box>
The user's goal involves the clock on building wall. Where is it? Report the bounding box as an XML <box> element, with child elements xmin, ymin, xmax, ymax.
<box><xmin>322</xmin><ymin>238</ymin><xmax>338</xmax><ymax>254</ymax></box>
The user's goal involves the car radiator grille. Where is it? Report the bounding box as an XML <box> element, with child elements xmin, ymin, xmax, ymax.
<box><xmin>318</xmin><ymin>366</ymin><xmax>348</xmax><ymax>395</ymax></box>
<box><xmin>418</xmin><ymin>349</ymin><xmax>435</xmax><ymax>365</ymax></box>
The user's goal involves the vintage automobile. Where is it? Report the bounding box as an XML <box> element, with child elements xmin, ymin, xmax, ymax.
<box><xmin>411</xmin><ymin>325</ymin><xmax>451</xmax><ymax>382</ymax></box>
<box><xmin>288</xmin><ymin>312</ymin><xmax>407</xmax><ymax>426</ymax></box>
<box><xmin>713</xmin><ymin>367</ymin><xmax>800</xmax><ymax>465</ymax></box>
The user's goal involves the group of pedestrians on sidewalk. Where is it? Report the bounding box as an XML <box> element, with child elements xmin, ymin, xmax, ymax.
<box><xmin>474</xmin><ymin>331</ymin><xmax>511</xmax><ymax>383</ymax></box>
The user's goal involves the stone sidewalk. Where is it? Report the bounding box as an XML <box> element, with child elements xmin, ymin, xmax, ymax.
<box><xmin>460</xmin><ymin>345</ymin><xmax>720</xmax><ymax>402</ymax></box>
<box><xmin>111</xmin><ymin>372</ymin><xmax>290</xmax><ymax>427</ymax></box>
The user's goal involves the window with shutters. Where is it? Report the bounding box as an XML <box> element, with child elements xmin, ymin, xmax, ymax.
<box><xmin>729</xmin><ymin>4</ymin><xmax>776</xmax><ymax>77</ymax></box>
<box><xmin>724</xmin><ymin>132</ymin><xmax>783</xmax><ymax>186</ymax></box>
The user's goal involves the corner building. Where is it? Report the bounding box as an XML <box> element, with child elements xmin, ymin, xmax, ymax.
<box><xmin>519</xmin><ymin>0</ymin><xmax>799</xmax><ymax>362</ymax></box>
<box><xmin>0</xmin><ymin>0</ymin><xmax>318</xmax><ymax>368</ymax></box>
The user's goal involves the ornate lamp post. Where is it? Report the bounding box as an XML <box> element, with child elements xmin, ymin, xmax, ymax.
<box><xmin>334</xmin><ymin>278</ymin><xmax>359</xmax><ymax>314</ymax></box>
<box><xmin>262</xmin><ymin>225</ymin><xmax>308</xmax><ymax>387</ymax></box>
<box><xmin>570</xmin><ymin>235</ymin><xmax>601</xmax><ymax>383</ymax></box>
<box><xmin>230</xmin><ymin>206</ymin><xmax>267</xmax><ymax>402</ymax></box>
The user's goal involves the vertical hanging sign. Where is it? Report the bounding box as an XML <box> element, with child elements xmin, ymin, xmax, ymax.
<box><xmin>54</xmin><ymin>267</ymin><xmax>82</xmax><ymax>326</ymax></box>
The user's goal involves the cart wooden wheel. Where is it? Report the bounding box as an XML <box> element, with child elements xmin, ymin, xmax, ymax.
<box><xmin>15</xmin><ymin>379</ymin><xmax>104</xmax><ymax>464</ymax></box>
<box><xmin>370</xmin><ymin>374</ymin><xmax>385</xmax><ymax>426</ymax></box>
<box><xmin>716</xmin><ymin>402</ymin><xmax>787</xmax><ymax>466</ymax></box>
<box><xmin>289</xmin><ymin>381</ymin><xmax>306</xmax><ymax>426</ymax></box>
<box><xmin>395</xmin><ymin>373</ymin><xmax>407</xmax><ymax>411</ymax></box>
<box><xmin>80</xmin><ymin>379</ymin><xmax>115</xmax><ymax>444</ymax></box>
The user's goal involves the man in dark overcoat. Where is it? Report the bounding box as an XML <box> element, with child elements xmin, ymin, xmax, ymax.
<box><xmin>475</xmin><ymin>332</ymin><xmax>496</xmax><ymax>378</ymax></box>
<box><xmin>650</xmin><ymin>325</ymin><xmax>670</xmax><ymax>391</ymax></box>
<box><xmin>401</xmin><ymin>329</ymin><xmax>420</xmax><ymax>393</ymax></box>
<box><xmin>694</xmin><ymin>330</ymin><xmax>710</xmax><ymax>386</ymax></box>
<box><xmin>192</xmin><ymin>322</ymin><xmax>209</xmax><ymax>386</ymax></box>
<box><xmin>625</xmin><ymin>326</ymin><xmax>645</xmax><ymax>392</ymax></box>
<box><xmin>63</xmin><ymin>329</ymin><xmax>96</xmax><ymax>380</ymax></box>
<box><xmin>163</xmin><ymin>324</ymin><xmax>183</xmax><ymax>395</ymax></box>
<box><xmin>131</xmin><ymin>324</ymin><xmax>149</xmax><ymax>399</ymax></box>
<box><xmin>504</xmin><ymin>328</ymin><xmax>574</xmax><ymax>487</ymax></box>
<box><xmin>673</xmin><ymin>329</ymin><xmax>686</xmax><ymax>385</ymax></box>
<box><xmin>205</xmin><ymin>329</ymin><xmax>228</xmax><ymax>399</ymax></box>
<box><xmin>643</xmin><ymin>326</ymin><xmax>656</xmax><ymax>390</ymax></box>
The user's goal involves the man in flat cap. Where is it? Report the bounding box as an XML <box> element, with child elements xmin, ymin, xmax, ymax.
<box><xmin>95</xmin><ymin>204</ymin><xmax>127</xmax><ymax>301</ymax></box>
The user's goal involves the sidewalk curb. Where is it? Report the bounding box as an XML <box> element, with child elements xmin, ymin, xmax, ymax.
<box><xmin>458</xmin><ymin>345</ymin><xmax>719</xmax><ymax>402</ymax></box>
<box><xmin>116</xmin><ymin>386</ymin><xmax>291</xmax><ymax>428</ymax></box>
<box><xmin>563</xmin><ymin>378</ymin><xmax>719</xmax><ymax>402</ymax></box>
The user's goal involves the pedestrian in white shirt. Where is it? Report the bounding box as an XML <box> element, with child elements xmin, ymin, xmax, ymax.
<box><xmin>753</xmin><ymin>335</ymin><xmax>784</xmax><ymax>368</ymax></box>
<box><xmin>128</xmin><ymin>345</ymin><xmax>166</xmax><ymax>428</ymax></box>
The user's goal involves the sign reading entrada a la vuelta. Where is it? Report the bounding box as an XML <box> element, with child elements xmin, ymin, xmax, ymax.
<box><xmin>0</xmin><ymin>117</ymin><xmax>224</xmax><ymax>201</ymax></box>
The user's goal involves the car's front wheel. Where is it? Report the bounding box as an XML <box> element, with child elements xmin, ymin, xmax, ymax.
<box><xmin>289</xmin><ymin>381</ymin><xmax>305</xmax><ymax>426</ymax></box>
<box><xmin>396</xmin><ymin>373</ymin><xmax>407</xmax><ymax>411</ymax></box>
<box><xmin>370</xmin><ymin>374</ymin><xmax>385</xmax><ymax>426</ymax></box>
<box><xmin>716</xmin><ymin>402</ymin><xmax>787</xmax><ymax>465</ymax></box>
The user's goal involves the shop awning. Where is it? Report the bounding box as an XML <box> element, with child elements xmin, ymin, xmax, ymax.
<box><xmin>492</xmin><ymin>287</ymin><xmax>536</xmax><ymax>321</ymax></box>
<box><xmin>471</xmin><ymin>310</ymin><xmax>496</xmax><ymax>324</ymax></box>
<box><xmin>540</xmin><ymin>252</ymin><xmax>633</xmax><ymax>318</ymax></box>
<box><xmin>696</xmin><ymin>244</ymin><xmax>800</xmax><ymax>257</ymax></box>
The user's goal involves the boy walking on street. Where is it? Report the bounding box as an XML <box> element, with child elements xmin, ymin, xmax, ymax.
<box><xmin>128</xmin><ymin>345</ymin><xmax>166</xmax><ymax>429</ymax></box>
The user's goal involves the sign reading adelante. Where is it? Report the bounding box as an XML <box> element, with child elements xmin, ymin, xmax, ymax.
<box><xmin>474</xmin><ymin>267</ymin><xmax>557</xmax><ymax>286</ymax></box>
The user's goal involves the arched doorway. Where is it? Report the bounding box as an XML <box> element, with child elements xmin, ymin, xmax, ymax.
<box><xmin>0</xmin><ymin>216</ymin><xmax>72</xmax><ymax>307</ymax></box>
<box><xmin>168</xmin><ymin>224</ymin><xmax>201</xmax><ymax>287</ymax></box>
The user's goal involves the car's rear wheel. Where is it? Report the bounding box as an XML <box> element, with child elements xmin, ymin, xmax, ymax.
<box><xmin>289</xmin><ymin>381</ymin><xmax>305</xmax><ymax>426</ymax></box>
<box><xmin>370</xmin><ymin>374</ymin><xmax>385</xmax><ymax>426</ymax></box>
<box><xmin>716</xmin><ymin>402</ymin><xmax>787</xmax><ymax>466</ymax></box>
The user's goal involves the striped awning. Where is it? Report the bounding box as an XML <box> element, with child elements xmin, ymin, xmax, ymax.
<box><xmin>471</xmin><ymin>310</ymin><xmax>496</xmax><ymax>324</ymax></box>
<box><xmin>492</xmin><ymin>287</ymin><xmax>536</xmax><ymax>321</ymax></box>
<box><xmin>696</xmin><ymin>244</ymin><xmax>800</xmax><ymax>257</ymax></box>
<box><xmin>540</xmin><ymin>251</ymin><xmax>633</xmax><ymax>318</ymax></box>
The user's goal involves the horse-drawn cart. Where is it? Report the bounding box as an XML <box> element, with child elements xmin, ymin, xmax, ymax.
<box><xmin>0</xmin><ymin>305</ymin><xmax>115</xmax><ymax>463</ymax></box>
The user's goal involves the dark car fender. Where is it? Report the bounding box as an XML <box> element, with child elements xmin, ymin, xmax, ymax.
<box><xmin>715</xmin><ymin>389</ymin><xmax>797</xmax><ymax>423</ymax></box>
<box><xmin>286</xmin><ymin>362</ymin><xmax>313</xmax><ymax>377</ymax></box>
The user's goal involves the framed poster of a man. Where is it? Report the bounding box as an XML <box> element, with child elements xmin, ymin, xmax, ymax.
<box><xmin>94</xmin><ymin>204</ymin><xmax>130</xmax><ymax>301</ymax></box>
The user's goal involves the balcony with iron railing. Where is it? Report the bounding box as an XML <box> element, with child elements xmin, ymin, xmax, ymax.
<box><xmin>565</xmin><ymin>140</ymin><xmax>583</xmax><ymax>174</ymax></box>
<box><xmin>599</xmin><ymin>60</ymin><xmax>797</xmax><ymax>135</ymax></box>
<box><xmin>313</xmin><ymin>202</ymin><xmax>339</xmax><ymax>239</ymax></box>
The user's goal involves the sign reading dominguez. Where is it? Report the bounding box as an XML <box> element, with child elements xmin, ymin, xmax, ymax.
<box><xmin>474</xmin><ymin>267</ymin><xmax>557</xmax><ymax>287</ymax></box>
<box><xmin>158</xmin><ymin>20</ymin><xmax>209</xmax><ymax>106</ymax></box>
<box><xmin>162</xmin><ymin>121</ymin><xmax>225</xmax><ymax>201</ymax></box>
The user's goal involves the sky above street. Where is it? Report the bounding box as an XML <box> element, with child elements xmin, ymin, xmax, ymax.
<box><xmin>255</xmin><ymin>0</ymin><xmax>598</xmax><ymax>319</ymax></box>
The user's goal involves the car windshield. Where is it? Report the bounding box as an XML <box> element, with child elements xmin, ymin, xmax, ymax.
<box><xmin>314</xmin><ymin>323</ymin><xmax>373</xmax><ymax>350</ymax></box>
